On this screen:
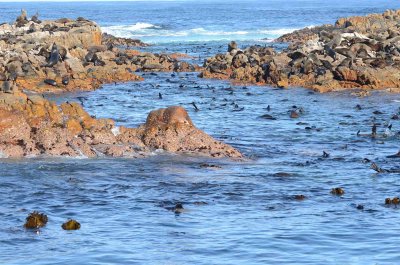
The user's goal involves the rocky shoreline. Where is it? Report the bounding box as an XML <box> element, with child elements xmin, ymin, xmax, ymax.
<box><xmin>201</xmin><ymin>9</ymin><xmax>400</xmax><ymax>93</ymax></box>
<box><xmin>0</xmin><ymin>11</ymin><xmax>239</xmax><ymax>159</ymax></box>
<box><xmin>3</xmin><ymin>9</ymin><xmax>400</xmax><ymax>158</ymax></box>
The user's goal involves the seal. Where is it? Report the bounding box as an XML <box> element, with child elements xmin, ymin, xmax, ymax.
<box><xmin>31</xmin><ymin>12</ymin><xmax>41</xmax><ymax>24</ymax></box>
<box><xmin>59</xmin><ymin>46</ymin><xmax>67</xmax><ymax>60</ymax></box>
<box><xmin>338</xmin><ymin>58</ymin><xmax>352</xmax><ymax>68</ymax></box>
<box><xmin>302</xmin><ymin>59</ymin><xmax>314</xmax><ymax>74</ymax></box>
<box><xmin>15</xmin><ymin>9</ymin><xmax>28</xmax><ymax>27</ymax></box>
<box><xmin>62</xmin><ymin>76</ymin><xmax>69</xmax><ymax>86</ymax></box>
<box><xmin>387</xmin><ymin>150</ymin><xmax>400</xmax><ymax>158</ymax></box>
<box><xmin>44</xmin><ymin>79</ymin><xmax>57</xmax><ymax>86</ymax></box>
<box><xmin>324</xmin><ymin>45</ymin><xmax>336</xmax><ymax>61</ymax></box>
<box><xmin>27</xmin><ymin>23</ymin><xmax>36</xmax><ymax>34</ymax></box>
<box><xmin>45</xmin><ymin>43</ymin><xmax>60</xmax><ymax>67</ymax></box>
<box><xmin>372</xmin><ymin>123</ymin><xmax>377</xmax><ymax>137</ymax></box>
<box><xmin>1</xmin><ymin>81</ymin><xmax>13</xmax><ymax>93</ymax></box>
<box><xmin>335</xmin><ymin>47</ymin><xmax>355</xmax><ymax>59</ymax></box>
<box><xmin>85</xmin><ymin>51</ymin><xmax>95</xmax><ymax>63</ymax></box>
<box><xmin>173</xmin><ymin>203</ymin><xmax>184</xmax><ymax>213</ymax></box>
<box><xmin>191</xmin><ymin>102</ymin><xmax>199</xmax><ymax>111</ymax></box>
<box><xmin>326</xmin><ymin>34</ymin><xmax>342</xmax><ymax>49</ymax></box>
<box><xmin>0</xmin><ymin>72</ymin><xmax>6</xmax><ymax>81</ymax></box>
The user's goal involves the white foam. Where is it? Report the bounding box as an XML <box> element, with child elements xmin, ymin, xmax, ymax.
<box><xmin>102</xmin><ymin>22</ymin><xmax>161</xmax><ymax>37</ymax></box>
<box><xmin>102</xmin><ymin>23</ymin><xmax>307</xmax><ymax>43</ymax></box>
<box><xmin>258</xmin><ymin>28</ymin><xmax>298</xmax><ymax>35</ymax></box>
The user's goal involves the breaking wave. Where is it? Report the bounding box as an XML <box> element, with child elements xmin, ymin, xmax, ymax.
<box><xmin>102</xmin><ymin>23</ymin><xmax>301</xmax><ymax>43</ymax></box>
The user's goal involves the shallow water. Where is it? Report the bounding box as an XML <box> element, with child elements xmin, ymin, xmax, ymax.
<box><xmin>2</xmin><ymin>1</ymin><xmax>400</xmax><ymax>264</ymax></box>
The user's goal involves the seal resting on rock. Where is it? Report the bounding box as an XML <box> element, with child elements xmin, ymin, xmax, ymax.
<box><xmin>44</xmin><ymin>43</ymin><xmax>60</xmax><ymax>67</ymax></box>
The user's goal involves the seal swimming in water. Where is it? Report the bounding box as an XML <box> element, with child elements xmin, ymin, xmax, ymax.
<box><xmin>191</xmin><ymin>102</ymin><xmax>199</xmax><ymax>111</ymax></box>
<box><xmin>371</xmin><ymin>162</ymin><xmax>400</xmax><ymax>173</ymax></box>
<box><xmin>322</xmin><ymin>151</ymin><xmax>330</xmax><ymax>158</ymax></box>
<box><xmin>371</xmin><ymin>124</ymin><xmax>377</xmax><ymax>137</ymax></box>
<box><xmin>387</xmin><ymin>150</ymin><xmax>400</xmax><ymax>158</ymax></box>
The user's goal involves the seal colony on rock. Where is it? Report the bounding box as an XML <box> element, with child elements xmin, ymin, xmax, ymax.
<box><xmin>201</xmin><ymin>9</ymin><xmax>400</xmax><ymax>93</ymax></box>
<box><xmin>0</xmin><ymin>10</ymin><xmax>199</xmax><ymax>94</ymax></box>
<box><xmin>0</xmin><ymin>11</ymin><xmax>240</xmax><ymax>159</ymax></box>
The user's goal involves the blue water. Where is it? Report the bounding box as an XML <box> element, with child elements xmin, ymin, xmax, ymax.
<box><xmin>1</xmin><ymin>0</ymin><xmax>400</xmax><ymax>43</ymax></box>
<box><xmin>2</xmin><ymin>1</ymin><xmax>400</xmax><ymax>264</ymax></box>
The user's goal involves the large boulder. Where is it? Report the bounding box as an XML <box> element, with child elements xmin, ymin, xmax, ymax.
<box><xmin>138</xmin><ymin>106</ymin><xmax>242</xmax><ymax>158</ymax></box>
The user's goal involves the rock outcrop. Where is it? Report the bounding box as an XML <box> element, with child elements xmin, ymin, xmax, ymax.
<box><xmin>0</xmin><ymin>12</ymin><xmax>237</xmax><ymax>159</ymax></box>
<box><xmin>201</xmin><ymin>10</ymin><xmax>400</xmax><ymax>93</ymax></box>
<box><xmin>0</xmin><ymin>92</ymin><xmax>242</xmax><ymax>159</ymax></box>
<box><xmin>0</xmin><ymin>11</ymin><xmax>197</xmax><ymax>94</ymax></box>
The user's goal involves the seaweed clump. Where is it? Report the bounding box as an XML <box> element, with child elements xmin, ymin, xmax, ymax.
<box><xmin>24</xmin><ymin>211</ymin><xmax>48</xmax><ymax>229</ymax></box>
<box><xmin>62</xmin><ymin>219</ymin><xmax>81</xmax><ymax>230</ymax></box>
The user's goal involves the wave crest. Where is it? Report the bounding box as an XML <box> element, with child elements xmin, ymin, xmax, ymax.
<box><xmin>102</xmin><ymin>23</ymin><xmax>301</xmax><ymax>43</ymax></box>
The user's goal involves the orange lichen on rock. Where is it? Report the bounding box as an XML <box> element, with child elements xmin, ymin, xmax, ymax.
<box><xmin>0</xmin><ymin>92</ymin><xmax>242</xmax><ymax>159</ymax></box>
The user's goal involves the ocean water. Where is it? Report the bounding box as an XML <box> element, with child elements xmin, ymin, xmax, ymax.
<box><xmin>1</xmin><ymin>0</ymin><xmax>400</xmax><ymax>44</ymax></box>
<box><xmin>2</xmin><ymin>1</ymin><xmax>400</xmax><ymax>264</ymax></box>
